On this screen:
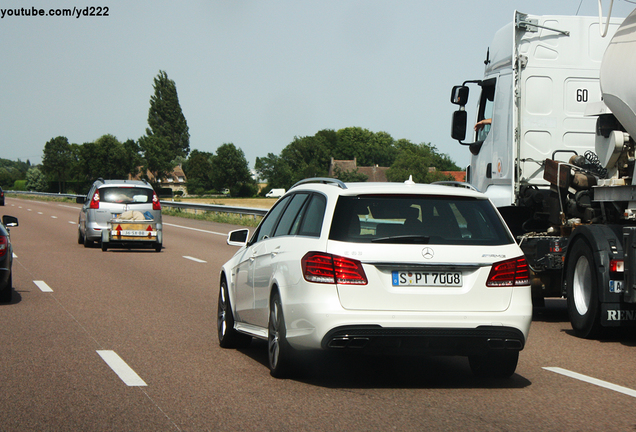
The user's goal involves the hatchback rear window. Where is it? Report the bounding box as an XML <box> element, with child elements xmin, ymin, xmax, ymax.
<box><xmin>329</xmin><ymin>194</ymin><xmax>514</xmax><ymax>245</ymax></box>
<box><xmin>99</xmin><ymin>187</ymin><xmax>154</xmax><ymax>204</ymax></box>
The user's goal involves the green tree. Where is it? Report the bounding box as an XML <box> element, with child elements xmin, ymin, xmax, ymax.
<box><xmin>184</xmin><ymin>149</ymin><xmax>215</xmax><ymax>195</ymax></box>
<box><xmin>386</xmin><ymin>143</ymin><xmax>460</xmax><ymax>183</ymax></box>
<box><xmin>335</xmin><ymin>127</ymin><xmax>397</xmax><ymax>166</ymax></box>
<box><xmin>25</xmin><ymin>167</ymin><xmax>48</xmax><ymax>191</ymax></box>
<box><xmin>146</xmin><ymin>70</ymin><xmax>190</xmax><ymax>162</ymax></box>
<box><xmin>254</xmin><ymin>152</ymin><xmax>293</xmax><ymax>193</ymax></box>
<box><xmin>42</xmin><ymin>136</ymin><xmax>75</xmax><ymax>193</ymax></box>
<box><xmin>212</xmin><ymin>143</ymin><xmax>255</xmax><ymax>197</ymax></box>
<box><xmin>78</xmin><ymin>134</ymin><xmax>139</xmax><ymax>181</ymax></box>
<box><xmin>332</xmin><ymin>166</ymin><xmax>368</xmax><ymax>182</ymax></box>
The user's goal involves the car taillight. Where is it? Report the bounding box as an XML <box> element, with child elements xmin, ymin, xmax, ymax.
<box><xmin>152</xmin><ymin>191</ymin><xmax>161</xmax><ymax>210</ymax></box>
<box><xmin>486</xmin><ymin>256</ymin><xmax>530</xmax><ymax>287</ymax></box>
<box><xmin>0</xmin><ymin>235</ymin><xmax>7</xmax><ymax>258</ymax></box>
<box><xmin>89</xmin><ymin>191</ymin><xmax>100</xmax><ymax>209</ymax></box>
<box><xmin>301</xmin><ymin>252</ymin><xmax>368</xmax><ymax>285</ymax></box>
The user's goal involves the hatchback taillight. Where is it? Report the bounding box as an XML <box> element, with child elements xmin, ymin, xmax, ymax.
<box><xmin>302</xmin><ymin>252</ymin><xmax>368</xmax><ymax>285</ymax></box>
<box><xmin>89</xmin><ymin>191</ymin><xmax>100</xmax><ymax>209</ymax></box>
<box><xmin>486</xmin><ymin>256</ymin><xmax>530</xmax><ymax>287</ymax></box>
<box><xmin>0</xmin><ymin>235</ymin><xmax>7</xmax><ymax>258</ymax></box>
<box><xmin>152</xmin><ymin>191</ymin><xmax>161</xmax><ymax>210</ymax></box>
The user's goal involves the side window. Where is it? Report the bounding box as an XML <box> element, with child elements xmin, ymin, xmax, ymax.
<box><xmin>273</xmin><ymin>193</ymin><xmax>309</xmax><ymax>237</ymax></box>
<box><xmin>476</xmin><ymin>79</ymin><xmax>495</xmax><ymax>142</ymax></box>
<box><xmin>251</xmin><ymin>195</ymin><xmax>291</xmax><ymax>244</ymax></box>
<box><xmin>297</xmin><ymin>194</ymin><xmax>326</xmax><ymax>237</ymax></box>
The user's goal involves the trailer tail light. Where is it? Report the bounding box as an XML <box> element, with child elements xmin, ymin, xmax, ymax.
<box><xmin>302</xmin><ymin>252</ymin><xmax>368</xmax><ymax>285</ymax></box>
<box><xmin>0</xmin><ymin>235</ymin><xmax>7</xmax><ymax>258</ymax></box>
<box><xmin>610</xmin><ymin>259</ymin><xmax>624</xmax><ymax>273</ymax></box>
<box><xmin>152</xmin><ymin>191</ymin><xmax>161</xmax><ymax>210</ymax></box>
<box><xmin>89</xmin><ymin>191</ymin><xmax>100</xmax><ymax>209</ymax></box>
<box><xmin>486</xmin><ymin>256</ymin><xmax>530</xmax><ymax>287</ymax></box>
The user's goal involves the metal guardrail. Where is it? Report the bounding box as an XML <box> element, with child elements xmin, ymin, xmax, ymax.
<box><xmin>6</xmin><ymin>190</ymin><xmax>270</xmax><ymax>219</ymax></box>
<box><xmin>160</xmin><ymin>201</ymin><xmax>268</xmax><ymax>218</ymax></box>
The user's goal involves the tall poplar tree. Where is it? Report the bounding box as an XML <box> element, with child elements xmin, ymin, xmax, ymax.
<box><xmin>142</xmin><ymin>70</ymin><xmax>190</xmax><ymax>181</ymax></box>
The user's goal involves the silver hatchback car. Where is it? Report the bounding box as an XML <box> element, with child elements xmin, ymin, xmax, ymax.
<box><xmin>77</xmin><ymin>179</ymin><xmax>163</xmax><ymax>249</ymax></box>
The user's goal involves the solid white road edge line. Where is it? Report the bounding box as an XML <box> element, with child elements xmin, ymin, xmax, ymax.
<box><xmin>97</xmin><ymin>350</ymin><xmax>147</xmax><ymax>387</ymax></box>
<box><xmin>544</xmin><ymin>367</ymin><xmax>636</xmax><ymax>398</ymax></box>
<box><xmin>163</xmin><ymin>222</ymin><xmax>226</xmax><ymax>236</ymax></box>
<box><xmin>33</xmin><ymin>280</ymin><xmax>53</xmax><ymax>292</ymax></box>
<box><xmin>183</xmin><ymin>256</ymin><xmax>207</xmax><ymax>263</ymax></box>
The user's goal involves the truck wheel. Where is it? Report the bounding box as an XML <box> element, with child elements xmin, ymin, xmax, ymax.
<box><xmin>217</xmin><ymin>279</ymin><xmax>251</xmax><ymax>348</ymax></box>
<box><xmin>101</xmin><ymin>242</ymin><xmax>108</xmax><ymax>252</ymax></box>
<box><xmin>566</xmin><ymin>239</ymin><xmax>601</xmax><ymax>338</ymax></box>
<box><xmin>154</xmin><ymin>243</ymin><xmax>162</xmax><ymax>252</ymax></box>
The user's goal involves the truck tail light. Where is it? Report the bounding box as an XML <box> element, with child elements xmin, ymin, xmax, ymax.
<box><xmin>486</xmin><ymin>256</ymin><xmax>530</xmax><ymax>287</ymax></box>
<box><xmin>0</xmin><ymin>235</ymin><xmax>7</xmax><ymax>258</ymax></box>
<box><xmin>302</xmin><ymin>252</ymin><xmax>368</xmax><ymax>285</ymax></box>
<box><xmin>610</xmin><ymin>259</ymin><xmax>624</xmax><ymax>272</ymax></box>
<box><xmin>89</xmin><ymin>191</ymin><xmax>100</xmax><ymax>209</ymax></box>
<box><xmin>152</xmin><ymin>191</ymin><xmax>161</xmax><ymax>210</ymax></box>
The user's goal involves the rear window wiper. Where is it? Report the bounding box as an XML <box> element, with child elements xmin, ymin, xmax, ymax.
<box><xmin>371</xmin><ymin>235</ymin><xmax>430</xmax><ymax>244</ymax></box>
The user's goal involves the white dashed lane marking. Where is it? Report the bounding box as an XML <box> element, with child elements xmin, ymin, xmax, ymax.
<box><xmin>33</xmin><ymin>280</ymin><xmax>54</xmax><ymax>292</ymax></box>
<box><xmin>97</xmin><ymin>350</ymin><xmax>147</xmax><ymax>387</ymax></box>
<box><xmin>183</xmin><ymin>256</ymin><xmax>207</xmax><ymax>263</ymax></box>
<box><xmin>544</xmin><ymin>367</ymin><xmax>636</xmax><ymax>398</ymax></box>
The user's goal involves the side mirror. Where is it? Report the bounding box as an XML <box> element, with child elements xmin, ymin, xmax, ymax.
<box><xmin>451</xmin><ymin>85</ymin><xmax>469</xmax><ymax>106</ymax></box>
<box><xmin>451</xmin><ymin>110</ymin><xmax>468</xmax><ymax>141</ymax></box>
<box><xmin>2</xmin><ymin>215</ymin><xmax>18</xmax><ymax>227</ymax></box>
<box><xmin>76</xmin><ymin>196</ymin><xmax>86</xmax><ymax>204</ymax></box>
<box><xmin>227</xmin><ymin>228</ymin><xmax>249</xmax><ymax>246</ymax></box>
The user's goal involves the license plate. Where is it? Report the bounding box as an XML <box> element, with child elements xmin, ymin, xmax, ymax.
<box><xmin>117</xmin><ymin>230</ymin><xmax>155</xmax><ymax>236</ymax></box>
<box><xmin>392</xmin><ymin>271</ymin><xmax>462</xmax><ymax>287</ymax></box>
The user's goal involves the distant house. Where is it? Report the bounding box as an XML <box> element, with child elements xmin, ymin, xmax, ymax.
<box><xmin>328</xmin><ymin>157</ymin><xmax>465</xmax><ymax>183</ymax></box>
<box><xmin>328</xmin><ymin>157</ymin><xmax>389</xmax><ymax>182</ymax></box>
<box><xmin>129</xmin><ymin>165</ymin><xmax>188</xmax><ymax>196</ymax></box>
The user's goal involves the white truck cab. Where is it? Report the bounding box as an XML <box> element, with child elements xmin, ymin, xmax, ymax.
<box><xmin>451</xmin><ymin>11</ymin><xmax>623</xmax><ymax>212</ymax></box>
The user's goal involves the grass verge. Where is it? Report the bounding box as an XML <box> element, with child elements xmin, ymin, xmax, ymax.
<box><xmin>162</xmin><ymin>207</ymin><xmax>262</xmax><ymax>228</ymax></box>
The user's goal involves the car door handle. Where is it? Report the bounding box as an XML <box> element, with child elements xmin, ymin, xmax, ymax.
<box><xmin>271</xmin><ymin>246</ymin><xmax>281</xmax><ymax>257</ymax></box>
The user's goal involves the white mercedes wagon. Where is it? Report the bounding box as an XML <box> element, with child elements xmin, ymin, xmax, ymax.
<box><xmin>218</xmin><ymin>178</ymin><xmax>532</xmax><ymax>378</ymax></box>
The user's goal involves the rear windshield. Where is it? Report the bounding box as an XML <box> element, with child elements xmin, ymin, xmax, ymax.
<box><xmin>329</xmin><ymin>194</ymin><xmax>514</xmax><ymax>245</ymax></box>
<box><xmin>99</xmin><ymin>187</ymin><xmax>154</xmax><ymax>204</ymax></box>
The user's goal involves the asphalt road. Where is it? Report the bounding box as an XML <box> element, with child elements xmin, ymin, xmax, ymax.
<box><xmin>1</xmin><ymin>197</ymin><xmax>636</xmax><ymax>431</ymax></box>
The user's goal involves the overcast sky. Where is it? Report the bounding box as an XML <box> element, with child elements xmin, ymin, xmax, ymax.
<box><xmin>2</xmin><ymin>0</ymin><xmax>635</xmax><ymax>171</ymax></box>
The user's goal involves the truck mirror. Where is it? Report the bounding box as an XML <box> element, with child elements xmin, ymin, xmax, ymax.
<box><xmin>451</xmin><ymin>86</ymin><xmax>469</xmax><ymax>106</ymax></box>
<box><xmin>451</xmin><ymin>110</ymin><xmax>468</xmax><ymax>141</ymax></box>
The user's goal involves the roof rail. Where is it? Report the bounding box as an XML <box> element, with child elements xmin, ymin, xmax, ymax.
<box><xmin>431</xmin><ymin>181</ymin><xmax>480</xmax><ymax>192</ymax></box>
<box><xmin>290</xmin><ymin>177</ymin><xmax>348</xmax><ymax>190</ymax></box>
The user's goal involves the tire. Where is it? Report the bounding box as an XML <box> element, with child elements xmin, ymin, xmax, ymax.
<box><xmin>217</xmin><ymin>278</ymin><xmax>251</xmax><ymax>348</ymax></box>
<box><xmin>77</xmin><ymin>226</ymin><xmax>84</xmax><ymax>245</ymax></box>
<box><xmin>101</xmin><ymin>242</ymin><xmax>108</xmax><ymax>252</ymax></box>
<box><xmin>154</xmin><ymin>243</ymin><xmax>162</xmax><ymax>252</ymax></box>
<box><xmin>83</xmin><ymin>226</ymin><xmax>93</xmax><ymax>248</ymax></box>
<box><xmin>469</xmin><ymin>351</ymin><xmax>519</xmax><ymax>378</ymax></box>
<box><xmin>0</xmin><ymin>274</ymin><xmax>13</xmax><ymax>303</ymax></box>
<box><xmin>268</xmin><ymin>291</ymin><xmax>296</xmax><ymax>378</ymax></box>
<box><xmin>566</xmin><ymin>239</ymin><xmax>602</xmax><ymax>338</ymax></box>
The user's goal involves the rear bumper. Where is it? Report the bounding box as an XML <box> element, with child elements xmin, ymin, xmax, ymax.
<box><xmin>321</xmin><ymin>325</ymin><xmax>525</xmax><ymax>356</ymax></box>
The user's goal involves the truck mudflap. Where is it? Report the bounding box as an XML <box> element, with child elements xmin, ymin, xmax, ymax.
<box><xmin>622</xmin><ymin>226</ymin><xmax>636</xmax><ymax>303</ymax></box>
<box><xmin>601</xmin><ymin>303</ymin><xmax>636</xmax><ymax>327</ymax></box>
